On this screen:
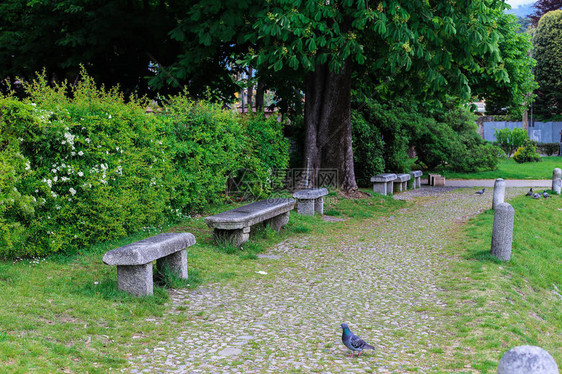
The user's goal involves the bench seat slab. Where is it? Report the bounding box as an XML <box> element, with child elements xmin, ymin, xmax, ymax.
<box><xmin>205</xmin><ymin>199</ymin><xmax>295</xmax><ymax>230</ymax></box>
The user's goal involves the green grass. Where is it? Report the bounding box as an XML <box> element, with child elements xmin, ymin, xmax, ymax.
<box><xmin>0</xmin><ymin>193</ymin><xmax>404</xmax><ymax>372</ymax></box>
<box><xmin>433</xmin><ymin>156</ymin><xmax>561</xmax><ymax>180</ymax></box>
<box><xmin>441</xmin><ymin>192</ymin><xmax>562</xmax><ymax>372</ymax></box>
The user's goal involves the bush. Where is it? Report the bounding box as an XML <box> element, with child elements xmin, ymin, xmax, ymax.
<box><xmin>0</xmin><ymin>73</ymin><xmax>289</xmax><ymax>258</ymax></box>
<box><xmin>513</xmin><ymin>139</ymin><xmax>542</xmax><ymax>163</ymax></box>
<box><xmin>494</xmin><ymin>127</ymin><xmax>528</xmax><ymax>157</ymax></box>
<box><xmin>537</xmin><ymin>142</ymin><xmax>560</xmax><ymax>156</ymax></box>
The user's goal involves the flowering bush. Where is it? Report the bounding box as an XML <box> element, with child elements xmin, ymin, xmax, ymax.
<box><xmin>513</xmin><ymin>139</ymin><xmax>542</xmax><ymax>164</ymax></box>
<box><xmin>0</xmin><ymin>74</ymin><xmax>288</xmax><ymax>258</ymax></box>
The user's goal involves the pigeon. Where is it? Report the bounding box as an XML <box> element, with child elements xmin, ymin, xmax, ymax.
<box><xmin>543</xmin><ymin>191</ymin><xmax>550</xmax><ymax>199</ymax></box>
<box><xmin>533</xmin><ymin>193</ymin><xmax>541</xmax><ymax>199</ymax></box>
<box><xmin>475</xmin><ymin>188</ymin><xmax>485</xmax><ymax>195</ymax></box>
<box><xmin>525</xmin><ymin>188</ymin><xmax>533</xmax><ymax>196</ymax></box>
<box><xmin>341</xmin><ymin>323</ymin><xmax>375</xmax><ymax>357</ymax></box>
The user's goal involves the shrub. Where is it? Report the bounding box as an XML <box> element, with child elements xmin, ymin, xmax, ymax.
<box><xmin>513</xmin><ymin>139</ymin><xmax>542</xmax><ymax>163</ymax></box>
<box><xmin>0</xmin><ymin>73</ymin><xmax>289</xmax><ymax>258</ymax></box>
<box><xmin>494</xmin><ymin>127</ymin><xmax>528</xmax><ymax>157</ymax></box>
<box><xmin>537</xmin><ymin>142</ymin><xmax>560</xmax><ymax>156</ymax></box>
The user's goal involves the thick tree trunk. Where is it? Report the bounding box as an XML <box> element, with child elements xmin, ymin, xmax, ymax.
<box><xmin>303</xmin><ymin>60</ymin><xmax>358</xmax><ymax>193</ymax></box>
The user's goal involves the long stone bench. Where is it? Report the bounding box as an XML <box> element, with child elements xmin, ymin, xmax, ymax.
<box><xmin>293</xmin><ymin>188</ymin><xmax>329</xmax><ymax>216</ymax></box>
<box><xmin>103</xmin><ymin>232</ymin><xmax>196</xmax><ymax>296</ymax></box>
<box><xmin>205</xmin><ymin>198</ymin><xmax>295</xmax><ymax>246</ymax></box>
<box><xmin>410</xmin><ymin>170</ymin><xmax>422</xmax><ymax>189</ymax></box>
<box><xmin>393</xmin><ymin>173</ymin><xmax>411</xmax><ymax>192</ymax></box>
<box><xmin>371</xmin><ymin>173</ymin><xmax>397</xmax><ymax>195</ymax></box>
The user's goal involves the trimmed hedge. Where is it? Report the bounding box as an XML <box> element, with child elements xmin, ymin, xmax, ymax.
<box><xmin>0</xmin><ymin>75</ymin><xmax>288</xmax><ymax>258</ymax></box>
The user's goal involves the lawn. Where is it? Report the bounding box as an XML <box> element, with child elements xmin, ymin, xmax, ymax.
<box><xmin>433</xmin><ymin>156</ymin><xmax>562</xmax><ymax>180</ymax></box>
<box><xmin>441</xmin><ymin>191</ymin><xmax>562</xmax><ymax>372</ymax></box>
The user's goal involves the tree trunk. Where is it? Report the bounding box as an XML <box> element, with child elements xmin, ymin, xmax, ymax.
<box><xmin>303</xmin><ymin>60</ymin><xmax>358</xmax><ymax>193</ymax></box>
<box><xmin>247</xmin><ymin>67</ymin><xmax>254</xmax><ymax>112</ymax></box>
<box><xmin>255</xmin><ymin>80</ymin><xmax>265</xmax><ymax>112</ymax></box>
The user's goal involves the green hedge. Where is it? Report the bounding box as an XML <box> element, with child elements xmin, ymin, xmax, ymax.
<box><xmin>0</xmin><ymin>75</ymin><xmax>288</xmax><ymax>258</ymax></box>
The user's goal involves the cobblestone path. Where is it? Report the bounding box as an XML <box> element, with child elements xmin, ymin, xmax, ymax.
<box><xmin>128</xmin><ymin>188</ymin><xmax>498</xmax><ymax>373</ymax></box>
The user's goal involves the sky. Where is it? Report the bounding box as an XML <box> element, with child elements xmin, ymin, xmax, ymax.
<box><xmin>506</xmin><ymin>0</ymin><xmax>535</xmax><ymax>7</ymax></box>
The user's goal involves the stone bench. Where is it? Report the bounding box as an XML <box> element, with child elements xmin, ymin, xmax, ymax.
<box><xmin>393</xmin><ymin>173</ymin><xmax>411</xmax><ymax>192</ymax></box>
<box><xmin>293</xmin><ymin>188</ymin><xmax>329</xmax><ymax>216</ymax></box>
<box><xmin>205</xmin><ymin>198</ymin><xmax>295</xmax><ymax>246</ymax></box>
<box><xmin>103</xmin><ymin>232</ymin><xmax>196</xmax><ymax>296</ymax></box>
<box><xmin>410</xmin><ymin>170</ymin><xmax>422</xmax><ymax>189</ymax></box>
<box><xmin>371</xmin><ymin>173</ymin><xmax>397</xmax><ymax>195</ymax></box>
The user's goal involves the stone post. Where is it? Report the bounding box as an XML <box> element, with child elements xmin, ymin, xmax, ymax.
<box><xmin>552</xmin><ymin>168</ymin><xmax>561</xmax><ymax>195</ymax></box>
<box><xmin>491</xmin><ymin>202</ymin><xmax>514</xmax><ymax>261</ymax></box>
<box><xmin>498</xmin><ymin>345</ymin><xmax>559</xmax><ymax>374</ymax></box>
<box><xmin>492</xmin><ymin>178</ymin><xmax>506</xmax><ymax>209</ymax></box>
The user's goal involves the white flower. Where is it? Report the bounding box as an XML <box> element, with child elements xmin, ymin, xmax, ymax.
<box><xmin>53</xmin><ymin>176</ymin><xmax>58</xmax><ymax>182</ymax></box>
<box><xmin>85</xmin><ymin>138</ymin><xmax>91</xmax><ymax>143</ymax></box>
<box><xmin>69</xmin><ymin>188</ymin><xmax>76</xmax><ymax>196</ymax></box>
<box><xmin>25</xmin><ymin>163</ymin><xmax>31</xmax><ymax>170</ymax></box>
<box><xmin>71</xmin><ymin>151</ymin><xmax>76</xmax><ymax>156</ymax></box>
<box><xmin>78</xmin><ymin>151</ymin><xmax>84</xmax><ymax>156</ymax></box>
<box><xmin>108</xmin><ymin>115</ymin><xmax>112</xmax><ymax>119</ymax></box>
<box><xmin>61</xmin><ymin>177</ymin><xmax>69</xmax><ymax>182</ymax></box>
<box><xmin>78</xmin><ymin>172</ymin><xmax>84</xmax><ymax>177</ymax></box>
<box><xmin>255</xmin><ymin>271</ymin><xmax>268</xmax><ymax>275</ymax></box>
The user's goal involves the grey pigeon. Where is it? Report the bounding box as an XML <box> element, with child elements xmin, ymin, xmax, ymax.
<box><xmin>543</xmin><ymin>191</ymin><xmax>550</xmax><ymax>199</ymax></box>
<box><xmin>533</xmin><ymin>193</ymin><xmax>541</xmax><ymax>199</ymax></box>
<box><xmin>341</xmin><ymin>323</ymin><xmax>374</xmax><ymax>357</ymax></box>
<box><xmin>525</xmin><ymin>188</ymin><xmax>533</xmax><ymax>196</ymax></box>
<box><xmin>475</xmin><ymin>188</ymin><xmax>485</xmax><ymax>195</ymax></box>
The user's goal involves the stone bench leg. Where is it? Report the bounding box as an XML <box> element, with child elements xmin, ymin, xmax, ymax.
<box><xmin>296</xmin><ymin>199</ymin><xmax>315</xmax><ymax>216</ymax></box>
<box><xmin>372</xmin><ymin>182</ymin><xmax>387</xmax><ymax>195</ymax></box>
<box><xmin>116</xmin><ymin>263</ymin><xmax>153</xmax><ymax>296</ymax></box>
<box><xmin>156</xmin><ymin>249</ymin><xmax>188</xmax><ymax>279</ymax></box>
<box><xmin>214</xmin><ymin>227</ymin><xmax>250</xmax><ymax>247</ymax></box>
<box><xmin>415</xmin><ymin>177</ymin><xmax>421</xmax><ymax>189</ymax></box>
<box><xmin>266</xmin><ymin>211</ymin><xmax>290</xmax><ymax>231</ymax></box>
<box><xmin>314</xmin><ymin>196</ymin><xmax>324</xmax><ymax>215</ymax></box>
<box><xmin>387</xmin><ymin>181</ymin><xmax>394</xmax><ymax>194</ymax></box>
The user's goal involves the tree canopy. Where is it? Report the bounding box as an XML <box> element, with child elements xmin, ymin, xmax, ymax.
<box><xmin>0</xmin><ymin>0</ymin><xmax>182</xmax><ymax>95</ymax></box>
<box><xmin>533</xmin><ymin>9</ymin><xmax>562</xmax><ymax>116</ymax></box>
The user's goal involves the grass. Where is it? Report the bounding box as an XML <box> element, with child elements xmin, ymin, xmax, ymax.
<box><xmin>432</xmin><ymin>156</ymin><xmax>562</xmax><ymax>180</ymax></box>
<box><xmin>440</xmin><ymin>192</ymin><xmax>562</xmax><ymax>372</ymax></box>
<box><xmin>0</xmin><ymin>192</ymin><xmax>404</xmax><ymax>372</ymax></box>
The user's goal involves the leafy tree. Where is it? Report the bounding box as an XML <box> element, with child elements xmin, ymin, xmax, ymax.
<box><xmin>0</xmin><ymin>0</ymin><xmax>182</xmax><ymax>95</ymax></box>
<box><xmin>158</xmin><ymin>0</ymin><xmax>534</xmax><ymax>193</ymax></box>
<box><xmin>494</xmin><ymin>127</ymin><xmax>528</xmax><ymax>157</ymax></box>
<box><xmin>530</xmin><ymin>0</ymin><xmax>562</xmax><ymax>25</ymax></box>
<box><xmin>533</xmin><ymin>10</ymin><xmax>562</xmax><ymax>116</ymax></box>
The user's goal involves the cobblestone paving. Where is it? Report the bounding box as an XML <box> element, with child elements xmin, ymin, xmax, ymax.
<box><xmin>128</xmin><ymin>187</ymin><xmax>500</xmax><ymax>373</ymax></box>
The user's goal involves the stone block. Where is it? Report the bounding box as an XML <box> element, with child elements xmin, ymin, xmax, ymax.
<box><xmin>498</xmin><ymin>345</ymin><xmax>559</xmax><ymax>374</ymax></box>
<box><xmin>156</xmin><ymin>249</ymin><xmax>188</xmax><ymax>279</ymax></box>
<box><xmin>491</xmin><ymin>202</ymin><xmax>514</xmax><ymax>261</ymax></box>
<box><xmin>433</xmin><ymin>176</ymin><xmax>446</xmax><ymax>186</ymax></box>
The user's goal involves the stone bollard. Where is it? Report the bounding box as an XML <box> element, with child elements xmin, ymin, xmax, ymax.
<box><xmin>553</xmin><ymin>168</ymin><xmax>561</xmax><ymax>194</ymax></box>
<box><xmin>491</xmin><ymin>202</ymin><xmax>514</xmax><ymax>261</ymax></box>
<box><xmin>492</xmin><ymin>178</ymin><xmax>506</xmax><ymax>210</ymax></box>
<box><xmin>497</xmin><ymin>345</ymin><xmax>559</xmax><ymax>374</ymax></box>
